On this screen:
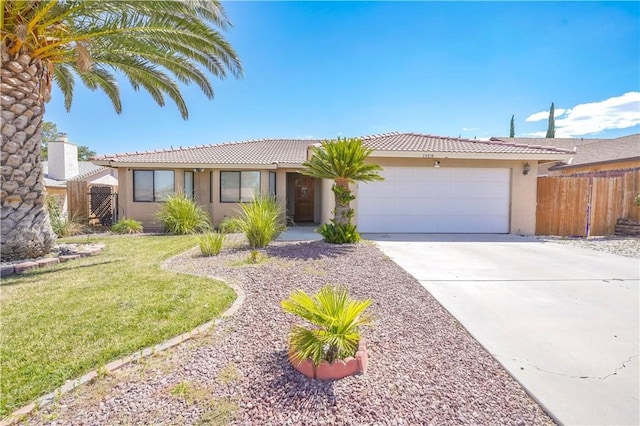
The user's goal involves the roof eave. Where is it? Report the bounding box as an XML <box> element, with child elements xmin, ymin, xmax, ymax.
<box><xmin>549</xmin><ymin>156</ymin><xmax>640</xmax><ymax>171</ymax></box>
<box><xmin>97</xmin><ymin>162</ymin><xmax>280</xmax><ymax>170</ymax></box>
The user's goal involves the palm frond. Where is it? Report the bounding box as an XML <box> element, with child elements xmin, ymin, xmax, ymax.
<box><xmin>3</xmin><ymin>0</ymin><xmax>242</xmax><ymax>119</ymax></box>
<box><xmin>282</xmin><ymin>286</ymin><xmax>372</xmax><ymax>365</ymax></box>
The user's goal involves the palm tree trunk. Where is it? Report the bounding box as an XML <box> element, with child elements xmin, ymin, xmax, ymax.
<box><xmin>333</xmin><ymin>178</ymin><xmax>351</xmax><ymax>226</ymax></box>
<box><xmin>1</xmin><ymin>51</ymin><xmax>56</xmax><ymax>261</ymax></box>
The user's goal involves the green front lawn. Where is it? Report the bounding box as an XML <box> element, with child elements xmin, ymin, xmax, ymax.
<box><xmin>0</xmin><ymin>234</ymin><xmax>235</xmax><ymax>418</ymax></box>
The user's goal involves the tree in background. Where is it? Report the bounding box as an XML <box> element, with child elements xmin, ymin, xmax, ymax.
<box><xmin>1</xmin><ymin>1</ymin><xmax>242</xmax><ymax>261</ymax></box>
<box><xmin>41</xmin><ymin>121</ymin><xmax>96</xmax><ymax>160</ymax></box>
<box><xmin>545</xmin><ymin>102</ymin><xmax>555</xmax><ymax>138</ymax></box>
<box><xmin>509</xmin><ymin>115</ymin><xmax>515</xmax><ymax>138</ymax></box>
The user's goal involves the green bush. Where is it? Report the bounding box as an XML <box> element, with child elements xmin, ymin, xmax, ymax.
<box><xmin>197</xmin><ymin>232</ymin><xmax>225</xmax><ymax>256</ymax></box>
<box><xmin>51</xmin><ymin>214</ymin><xmax>86</xmax><ymax>238</ymax></box>
<box><xmin>317</xmin><ymin>223</ymin><xmax>361</xmax><ymax>244</ymax></box>
<box><xmin>634</xmin><ymin>194</ymin><xmax>640</xmax><ymax>207</ymax></box>
<box><xmin>281</xmin><ymin>285</ymin><xmax>372</xmax><ymax>365</ymax></box>
<box><xmin>225</xmin><ymin>194</ymin><xmax>285</xmax><ymax>248</ymax></box>
<box><xmin>111</xmin><ymin>217</ymin><xmax>144</xmax><ymax>234</ymax></box>
<box><xmin>219</xmin><ymin>217</ymin><xmax>243</xmax><ymax>234</ymax></box>
<box><xmin>155</xmin><ymin>193</ymin><xmax>211</xmax><ymax>235</ymax></box>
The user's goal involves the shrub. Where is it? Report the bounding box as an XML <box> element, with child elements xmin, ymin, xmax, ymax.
<box><xmin>281</xmin><ymin>285</ymin><xmax>372</xmax><ymax>365</ymax></box>
<box><xmin>634</xmin><ymin>194</ymin><xmax>640</xmax><ymax>207</ymax></box>
<box><xmin>111</xmin><ymin>217</ymin><xmax>143</xmax><ymax>234</ymax></box>
<box><xmin>197</xmin><ymin>232</ymin><xmax>225</xmax><ymax>256</ymax></box>
<box><xmin>219</xmin><ymin>217</ymin><xmax>243</xmax><ymax>234</ymax></box>
<box><xmin>156</xmin><ymin>193</ymin><xmax>211</xmax><ymax>235</ymax></box>
<box><xmin>317</xmin><ymin>223</ymin><xmax>361</xmax><ymax>244</ymax></box>
<box><xmin>225</xmin><ymin>194</ymin><xmax>285</xmax><ymax>248</ymax></box>
<box><xmin>51</xmin><ymin>214</ymin><xmax>86</xmax><ymax>238</ymax></box>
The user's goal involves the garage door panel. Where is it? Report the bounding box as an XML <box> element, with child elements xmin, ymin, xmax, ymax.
<box><xmin>357</xmin><ymin>167</ymin><xmax>510</xmax><ymax>233</ymax></box>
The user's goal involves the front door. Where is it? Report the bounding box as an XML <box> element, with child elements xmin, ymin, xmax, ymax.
<box><xmin>294</xmin><ymin>177</ymin><xmax>314</xmax><ymax>222</ymax></box>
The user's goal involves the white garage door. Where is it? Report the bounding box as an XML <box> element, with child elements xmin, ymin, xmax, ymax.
<box><xmin>357</xmin><ymin>167</ymin><xmax>510</xmax><ymax>233</ymax></box>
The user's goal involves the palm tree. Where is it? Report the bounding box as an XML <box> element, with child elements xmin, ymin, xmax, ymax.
<box><xmin>302</xmin><ymin>137</ymin><xmax>383</xmax><ymax>227</ymax></box>
<box><xmin>1</xmin><ymin>1</ymin><xmax>242</xmax><ymax>261</ymax></box>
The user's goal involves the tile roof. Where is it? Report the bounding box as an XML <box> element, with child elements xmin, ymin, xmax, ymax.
<box><xmin>92</xmin><ymin>132</ymin><xmax>573</xmax><ymax>166</ymax></box>
<box><xmin>92</xmin><ymin>139</ymin><xmax>322</xmax><ymax>165</ymax></box>
<box><xmin>491</xmin><ymin>134</ymin><xmax>640</xmax><ymax>168</ymax></box>
<box><xmin>362</xmin><ymin>133</ymin><xmax>574</xmax><ymax>154</ymax></box>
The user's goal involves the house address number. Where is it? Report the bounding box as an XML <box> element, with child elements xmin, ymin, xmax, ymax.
<box><xmin>422</xmin><ymin>153</ymin><xmax>435</xmax><ymax>158</ymax></box>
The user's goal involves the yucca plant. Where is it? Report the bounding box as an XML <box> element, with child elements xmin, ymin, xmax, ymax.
<box><xmin>281</xmin><ymin>286</ymin><xmax>372</xmax><ymax>365</ymax></box>
<box><xmin>197</xmin><ymin>231</ymin><xmax>225</xmax><ymax>256</ymax></box>
<box><xmin>155</xmin><ymin>193</ymin><xmax>211</xmax><ymax>235</ymax></box>
<box><xmin>111</xmin><ymin>217</ymin><xmax>144</xmax><ymax>234</ymax></box>
<box><xmin>225</xmin><ymin>194</ymin><xmax>285</xmax><ymax>248</ymax></box>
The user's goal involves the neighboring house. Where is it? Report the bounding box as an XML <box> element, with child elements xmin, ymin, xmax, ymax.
<box><xmin>92</xmin><ymin>132</ymin><xmax>572</xmax><ymax>235</ymax></box>
<box><xmin>490</xmin><ymin>134</ymin><xmax>640</xmax><ymax>176</ymax></box>
<box><xmin>45</xmin><ymin>134</ymin><xmax>118</xmax><ymax>215</ymax></box>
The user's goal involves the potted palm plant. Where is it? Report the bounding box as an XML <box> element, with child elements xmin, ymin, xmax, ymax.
<box><xmin>281</xmin><ymin>285</ymin><xmax>372</xmax><ymax>380</ymax></box>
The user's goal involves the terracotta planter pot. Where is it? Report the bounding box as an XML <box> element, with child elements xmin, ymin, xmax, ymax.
<box><xmin>288</xmin><ymin>340</ymin><xmax>368</xmax><ymax>380</ymax></box>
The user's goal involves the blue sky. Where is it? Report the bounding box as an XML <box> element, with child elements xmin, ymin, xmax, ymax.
<box><xmin>44</xmin><ymin>1</ymin><xmax>640</xmax><ymax>155</ymax></box>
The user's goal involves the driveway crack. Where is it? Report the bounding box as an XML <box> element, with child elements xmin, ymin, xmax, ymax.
<box><xmin>493</xmin><ymin>353</ymin><xmax>639</xmax><ymax>380</ymax></box>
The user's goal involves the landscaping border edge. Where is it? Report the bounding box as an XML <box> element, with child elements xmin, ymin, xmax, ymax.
<box><xmin>0</xmin><ymin>251</ymin><xmax>246</xmax><ymax>426</ymax></box>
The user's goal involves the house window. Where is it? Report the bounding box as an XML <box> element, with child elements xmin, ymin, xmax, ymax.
<box><xmin>184</xmin><ymin>170</ymin><xmax>194</xmax><ymax>200</ymax></box>
<box><xmin>269</xmin><ymin>171</ymin><xmax>276</xmax><ymax>196</ymax></box>
<box><xmin>133</xmin><ymin>170</ymin><xmax>174</xmax><ymax>202</ymax></box>
<box><xmin>220</xmin><ymin>171</ymin><xmax>261</xmax><ymax>202</ymax></box>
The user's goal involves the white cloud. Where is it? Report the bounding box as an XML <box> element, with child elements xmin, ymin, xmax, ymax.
<box><xmin>462</xmin><ymin>127</ymin><xmax>479</xmax><ymax>131</ymax></box>
<box><xmin>524</xmin><ymin>92</ymin><xmax>640</xmax><ymax>137</ymax></box>
<box><xmin>555</xmin><ymin>92</ymin><xmax>640</xmax><ymax>137</ymax></box>
<box><xmin>526</xmin><ymin>108</ymin><xmax>567</xmax><ymax>122</ymax></box>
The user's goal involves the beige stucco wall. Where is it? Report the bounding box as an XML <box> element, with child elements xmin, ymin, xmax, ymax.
<box><xmin>117</xmin><ymin>167</ymin><xmax>300</xmax><ymax>231</ymax></box>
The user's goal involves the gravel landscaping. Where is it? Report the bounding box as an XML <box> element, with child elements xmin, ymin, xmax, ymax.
<box><xmin>537</xmin><ymin>236</ymin><xmax>640</xmax><ymax>258</ymax></box>
<box><xmin>27</xmin><ymin>239</ymin><xmax>553</xmax><ymax>425</ymax></box>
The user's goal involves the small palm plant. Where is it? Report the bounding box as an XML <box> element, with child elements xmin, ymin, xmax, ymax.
<box><xmin>302</xmin><ymin>137</ymin><xmax>383</xmax><ymax>243</ymax></box>
<box><xmin>224</xmin><ymin>194</ymin><xmax>285</xmax><ymax>248</ymax></box>
<box><xmin>281</xmin><ymin>286</ymin><xmax>372</xmax><ymax>365</ymax></box>
<box><xmin>156</xmin><ymin>193</ymin><xmax>212</xmax><ymax>235</ymax></box>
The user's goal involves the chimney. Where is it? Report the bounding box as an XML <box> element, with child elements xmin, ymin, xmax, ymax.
<box><xmin>48</xmin><ymin>132</ymin><xmax>79</xmax><ymax>180</ymax></box>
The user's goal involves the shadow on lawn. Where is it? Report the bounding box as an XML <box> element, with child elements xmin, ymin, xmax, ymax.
<box><xmin>265</xmin><ymin>240</ymin><xmax>356</xmax><ymax>260</ymax></box>
<box><xmin>260</xmin><ymin>349</ymin><xmax>338</xmax><ymax>409</ymax></box>
<box><xmin>0</xmin><ymin>259</ymin><xmax>124</xmax><ymax>286</ymax></box>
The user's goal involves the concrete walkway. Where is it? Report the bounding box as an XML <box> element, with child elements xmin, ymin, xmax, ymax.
<box><xmin>367</xmin><ymin>233</ymin><xmax>639</xmax><ymax>426</ymax></box>
<box><xmin>277</xmin><ymin>224</ymin><xmax>323</xmax><ymax>241</ymax></box>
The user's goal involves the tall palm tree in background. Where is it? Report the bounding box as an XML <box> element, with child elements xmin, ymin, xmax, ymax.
<box><xmin>1</xmin><ymin>0</ymin><xmax>242</xmax><ymax>261</ymax></box>
<box><xmin>302</xmin><ymin>137</ymin><xmax>383</xmax><ymax>227</ymax></box>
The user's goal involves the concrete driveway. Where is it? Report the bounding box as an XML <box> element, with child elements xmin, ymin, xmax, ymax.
<box><xmin>367</xmin><ymin>234</ymin><xmax>639</xmax><ymax>426</ymax></box>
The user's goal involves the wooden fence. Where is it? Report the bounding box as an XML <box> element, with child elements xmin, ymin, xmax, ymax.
<box><xmin>67</xmin><ymin>180</ymin><xmax>89</xmax><ymax>221</ymax></box>
<box><xmin>536</xmin><ymin>170</ymin><xmax>640</xmax><ymax>236</ymax></box>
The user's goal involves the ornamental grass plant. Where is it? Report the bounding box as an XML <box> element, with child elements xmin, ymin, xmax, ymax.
<box><xmin>156</xmin><ymin>193</ymin><xmax>211</xmax><ymax>235</ymax></box>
